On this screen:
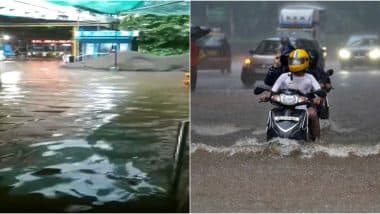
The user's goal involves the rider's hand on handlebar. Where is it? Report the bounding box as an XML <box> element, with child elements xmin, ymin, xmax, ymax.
<box><xmin>259</xmin><ymin>95</ymin><xmax>270</xmax><ymax>102</ymax></box>
<box><xmin>325</xmin><ymin>83</ymin><xmax>333</xmax><ymax>92</ymax></box>
<box><xmin>320</xmin><ymin>83</ymin><xmax>333</xmax><ymax>92</ymax></box>
<box><xmin>312</xmin><ymin>97</ymin><xmax>322</xmax><ymax>105</ymax></box>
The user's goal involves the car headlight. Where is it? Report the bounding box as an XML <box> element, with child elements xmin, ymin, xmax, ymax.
<box><xmin>244</xmin><ymin>58</ymin><xmax>252</xmax><ymax>65</ymax></box>
<box><xmin>369</xmin><ymin>49</ymin><xmax>380</xmax><ymax>60</ymax></box>
<box><xmin>339</xmin><ymin>49</ymin><xmax>351</xmax><ymax>60</ymax></box>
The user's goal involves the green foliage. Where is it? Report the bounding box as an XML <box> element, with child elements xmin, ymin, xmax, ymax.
<box><xmin>120</xmin><ymin>14</ymin><xmax>189</xmax><ymax>55</ymax></box>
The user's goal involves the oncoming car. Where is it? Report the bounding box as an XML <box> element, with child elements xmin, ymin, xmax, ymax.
<box><xmin>196</xmin><ymin>31</ymin><xmax>231</xmax><ymax>73</ymax></box>
<box><xmin>338</xmin><ymin>34</ymin><xmax>380</xmax><ymax>69</ymax></box>
<box><xmin>241</xmin><ymin>37</ymin><xmax>326</xmax><ymax>86</ymax></box>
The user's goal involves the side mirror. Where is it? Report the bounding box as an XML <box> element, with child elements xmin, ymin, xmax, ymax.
<box><xmin>327</xmin><ymin>69</ymin><xmax>334</xmax><ymax>76</ymax></box>
<box><xmin>249</xmin><ymin>49</ymin><xmax>255</xmax><ymax>55</ymax></box>
<box><xmin>254</xmin><ymin>86</ymin><xmax>267</xmax><ymax>95</ymax></box>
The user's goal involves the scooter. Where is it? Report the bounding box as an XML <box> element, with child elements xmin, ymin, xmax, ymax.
<box><xmin>254</xmin><ymin>86</ymin><xmax>326</xmax><ymax>141</ymax></box>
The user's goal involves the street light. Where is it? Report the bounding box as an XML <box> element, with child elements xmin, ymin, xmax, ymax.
<box><xmin>3</xmin><ymin>35</ymin><xmax>10</xmax><ymax>41</ymax></box>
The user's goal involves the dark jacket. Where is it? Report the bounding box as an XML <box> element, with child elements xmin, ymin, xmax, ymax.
<box><xmin>264</xmin><ymin>66</ymin><xmax>285</xmax><ymax>86</ymax></box>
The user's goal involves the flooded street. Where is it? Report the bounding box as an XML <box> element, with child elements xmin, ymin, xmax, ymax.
<box><xmin>0</xmin><ymin>61</ymin><xmax>188</xmax><ymax>212</ymax></box>
<box><xmin>191</xmin><ymin>57</ymin><xmax>380</xmax><ymax>146</ymax></box>
<box><xmin>191</xmin><ymin>57</ymin><xmax>380</xmax><ymax>212</ymax></box>
<box><xmin>191</xmin><ymin>151</ymin><xmax>380</xmax><ymax>212</ymax></box>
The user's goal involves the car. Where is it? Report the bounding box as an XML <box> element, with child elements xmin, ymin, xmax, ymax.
<box><xmin>338</xmin><ymin>34</ymin><xmax>380</xmax><ymax>69</ymax></box>
<box><xmin>196</xmin><ymin>30</ymin><xmax>232</xmax><ymax>73</ymax></box>
<box><xmin>241</xmin><ymin>37</ymin><xmax>326</xmax><ymax>87</ymax></box>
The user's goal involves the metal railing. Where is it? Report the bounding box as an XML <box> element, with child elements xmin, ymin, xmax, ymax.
<box><xmin>170</xmin><ymin>120</ymin><xmax>189</xmax><ymax>212</ymax></box>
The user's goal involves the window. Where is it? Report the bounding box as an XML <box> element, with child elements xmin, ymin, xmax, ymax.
<box><xmin>99</xmin><ymin>43</ymin><xmax>113</xmax><ymax>54</ymax></box>
<box><xmin>198</xmin><ymin>35</ymin><xmax>226</xmax><ymax>48</ymax></box>
<box><xmin>255</xmin><ymin>40</ymin><xmax>281</xmax><ymax>55</ymax></box>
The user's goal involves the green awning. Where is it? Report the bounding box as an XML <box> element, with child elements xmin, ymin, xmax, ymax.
<box><xmin>48</xmin><ymin>0</ymin><xmax>189</xmax><ymax>15</ymax></box>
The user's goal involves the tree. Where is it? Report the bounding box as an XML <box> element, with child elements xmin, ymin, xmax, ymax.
<box><xmin>120</xmin><ymin>14</ymin><xmax>189</xmax><ymax>55</ymax></box>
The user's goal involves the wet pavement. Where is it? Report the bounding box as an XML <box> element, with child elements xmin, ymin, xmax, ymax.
<box><xmin>0</xmin><ymin>60</ymin><xmax>188</xmax><ymax>212</ymax></box>
<box><xmin>191</xmin><ymin>57</ymin><xmax>380</xmax><ymax>212</ymax></box>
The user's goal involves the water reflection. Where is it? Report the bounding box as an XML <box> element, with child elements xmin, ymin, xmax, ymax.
<box><xmin>8</xmin><ymin>139</ymin><xmax>166</xmax><ymax>206</ymax></box>
<box><xmin>0</xmin><ymin>71</ymin><xmax>23</xmax><ymax>101</ymax></box>
<box><xmin>1</xmin><ymin>71</ymin><xmax>21</xmax><ymax>84</ymax></box>
<box><xmin>0</xmin><ymin>61</ymin><xmax>188</xmax><ymax>211</ymax></box>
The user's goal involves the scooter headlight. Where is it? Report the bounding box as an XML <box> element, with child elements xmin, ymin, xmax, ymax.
<box><xmin>338</xmin><ymin>49</ymin><xmax>351</xmax><ymax>60</ymax></box>
<box><xmin>280</xmin><ymin>94</ymin><xmax>298</xmax><ymax>106</ymax></box>
<box><xmin>369</xmin><ymin>49</ymin><xmax>380</xmax><ymax>60</ymax></box>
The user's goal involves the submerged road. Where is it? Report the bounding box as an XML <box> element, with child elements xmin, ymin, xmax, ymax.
<box><xmin>0</xmin><ymin>60</ymin><xmax>188</xmax><ymax>212</ymax></box>
<box><xmin>191</xmin><ymin>57</ymin><xmax>380</xmax><ymax>212</ymax></box>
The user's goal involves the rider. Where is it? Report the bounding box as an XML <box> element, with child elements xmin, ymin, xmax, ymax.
<box><xmin>190</xmin><ymin>26</ymin><xmax>210</xmax><ymax>90</ymax></box>
<box><xmin>265</xmin><ymin>48</ymin><xmax>332</xmax><ymax>91</ymax></box>
<box><xmin>280</xmin><ymin>36</ymin><xmax>295</xmax><ymax>71</ymax></box>
<box><xmin>260</xmin><ymin>49</ymin><xmax>324</xmax><ymax>140</ymax></box>
<box><xmin>264</xmin><ymin>37</ymin><xmax>295</xmax><ymax>86</ymax></box>
<box><xmin>264</xmin><ymin>50</ymin><xmax>285</xmax><ymax>86</ymax></box>
<box><xmin>308</xmin><ymin>51</ymin><xmax>332</xmax><ymax>91</ymax></box>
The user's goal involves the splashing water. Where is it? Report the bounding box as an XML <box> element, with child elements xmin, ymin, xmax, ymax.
<box><xmin>192</xmin><ymin>136</ymin><xmax>380</xmax><ymax>158</ymax></box>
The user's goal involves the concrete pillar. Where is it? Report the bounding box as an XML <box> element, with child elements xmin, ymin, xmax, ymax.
<box><xmin>72</xmin><ymin>26</ymin><xmax>79</xmax><ymax>57</ymax></box>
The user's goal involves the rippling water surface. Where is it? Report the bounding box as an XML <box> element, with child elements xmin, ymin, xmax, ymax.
<box><xmin>0</xmin><ymin>61</ymin><xmax>188</xmax><ymax>212</ymax></box>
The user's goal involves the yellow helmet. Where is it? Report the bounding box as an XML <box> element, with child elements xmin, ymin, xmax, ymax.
<box><xmin>288</xmin><ymin>49</ymin><xmax>310</xmax><ymax>73</ymax></box>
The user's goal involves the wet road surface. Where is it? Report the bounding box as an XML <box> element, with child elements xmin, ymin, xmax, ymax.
<box><xmin>191</xmin><ymin>57</ymin><xmax>380</xmax><ymax>212</ymax></box>
<box><xmin>0</xmin><ymin>60</ymin><xmax>188</xmax><ymax>212</ymax></box>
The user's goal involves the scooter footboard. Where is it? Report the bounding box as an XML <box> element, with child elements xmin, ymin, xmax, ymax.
<box><xmin>267</xmin><ymin>108</ymin><xmax>308</xmax><ymax>140</ymax></box>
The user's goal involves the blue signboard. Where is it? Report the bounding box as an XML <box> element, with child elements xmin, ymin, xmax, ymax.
<box><xmin>75</xmin><ymin>30</ymin><xmax>139</xmax><ymax>57</ymax></box>
<box><xmin>75</xmin><ymin>30</ymin><xmax>139</xmax><ymax>40</ymax></box>
<box><xmin>3</xmin><ymin>44</ymin><xmax>14</xmax><ymax>57</ymax></box>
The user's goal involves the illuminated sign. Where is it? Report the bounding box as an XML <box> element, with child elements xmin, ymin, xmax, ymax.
<box><xmin>32</xmin><ymin>40</ymin><xmax>72</xmax><ymax>44</ymax></box>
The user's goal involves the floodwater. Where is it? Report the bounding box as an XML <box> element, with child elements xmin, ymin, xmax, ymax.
<box><xmin>0</xmin><ymin>61</ymin><xmax>188</xmax><ymax>212</ymax></box>
<box><xmin>191</xmin><ymin>57</ymin><xmax>380</xmax><ymax>155</ymax></box>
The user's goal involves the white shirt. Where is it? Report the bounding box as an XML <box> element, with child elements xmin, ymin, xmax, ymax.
<box><xmin>272</xmin><ymin>72</ymin><xmax>321</xmax><ymax>95</ymax></box>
